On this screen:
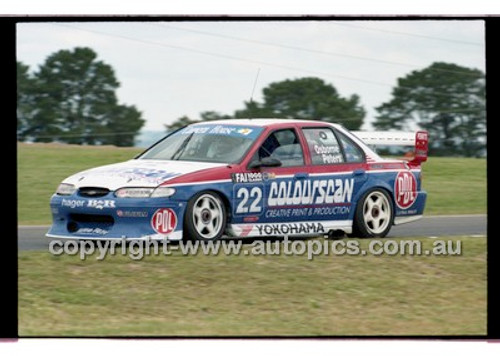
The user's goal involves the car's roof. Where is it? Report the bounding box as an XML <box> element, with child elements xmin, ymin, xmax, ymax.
<box><xmin>190</xmin><ymin>118</ymin><xmax>342</xmax><ymax>129</ymax></box>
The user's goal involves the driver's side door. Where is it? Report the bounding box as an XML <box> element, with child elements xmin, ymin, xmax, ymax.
<box><xmin>232</xmin><ymin>128</ymin><xmax>308</xmax><ymax>229</ymax></box>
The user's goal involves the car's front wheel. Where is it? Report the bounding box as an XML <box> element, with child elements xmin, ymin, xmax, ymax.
<box><xmin>184</xmin><ymin>191</ymin><xmax>227</xmax><ymax>241</ymax></box>
<box><xmin>352</xmin><ymin>188</ymin><xmax>393</xmax><ymax>238</ymax></box>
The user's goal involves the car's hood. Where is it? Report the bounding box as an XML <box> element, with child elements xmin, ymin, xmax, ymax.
<box><xmin>63</xmin><ymin>159</ymin><xmax>226</xmax><ymax>190</ymax></box>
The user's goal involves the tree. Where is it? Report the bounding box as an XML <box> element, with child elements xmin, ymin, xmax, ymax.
<box><xmin>166</xmin><ymin>115</ymin><xmax>195</xmax><ymax>132</ymax></box>
<box><xmin>374</xmin><ymin>62</ymin><xmax>486</xmax><ymax>157</ymax></box>
<box><xmin>17</xmin><ymin>62</ymin><xmax>36</xmax><ymax>140</ymax></box>
<box><xmin>18</xmin><ymin>47</ymin><xmax>145</xmax><ymax>146</ymax></box>
<box><xmin>235</xmin><ymin>77</ymin><xmax>365</xmax><ymax>129</ymax></box>
<box><xmin>105</xmin><ymin>104</ymin><xmax>144</xmax><ymax>147</ymax></box>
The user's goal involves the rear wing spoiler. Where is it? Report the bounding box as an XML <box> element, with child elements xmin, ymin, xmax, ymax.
<box><xmin>352</xmin><ymin>130</ymin><xmax>429</xmax><ymax>165</ymax></box>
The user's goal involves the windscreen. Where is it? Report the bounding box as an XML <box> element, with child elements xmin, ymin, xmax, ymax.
<box><xmin>139</xmin><ymin>124</ymin><xmax>264</xmax><ymax>164</ymax></box>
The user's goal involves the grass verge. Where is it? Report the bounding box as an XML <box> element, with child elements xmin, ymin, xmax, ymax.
<box><xmin>18</xmin><ymin>236</ymin><xmax>486</xmax><ymax>336</ymax></box>
<box><xmin>17</xmin><ymin>143</ymin><xmax>486</xmax><ymax>225</ymax></box>
<box><xmin>423</xmin><ymin>156</ymin><xmax>486</xmax><ymax>215</ymax></box>
<box><xmin>17</xmin><ymin>143</ymin><xmax>141</xmax><ymax>225</ymax></box>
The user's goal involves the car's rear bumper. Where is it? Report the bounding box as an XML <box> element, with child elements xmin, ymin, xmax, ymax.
<box><xmin>393</xmin><ymin>190</ymin><xmax>427</xmax><ymax>225</ymax></box>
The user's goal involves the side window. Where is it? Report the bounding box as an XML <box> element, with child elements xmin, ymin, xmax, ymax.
<box><xmin>302</xmin><ymin>127</ymin><xmax>344</xmax><ymax>165</ymax></box>
<box><xmin>254</xmin><ymin>129</ymin><xmax>304</xmax><ymax>167</ymax></box>
<box><xmin>337</xmin><ymin>131</ymin><xmax>364</xmax><ymax>163</ymax></box>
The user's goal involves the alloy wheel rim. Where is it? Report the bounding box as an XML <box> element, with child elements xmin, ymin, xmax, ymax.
<box><xmin>363</xmin><ymin>191</ymin><xmax>391</xmax><ymax>234</ymax></box>
<box><xmin>193</xmin><ymin>194</ymin><xmax>223</xmax><ymax>239</ymax></box>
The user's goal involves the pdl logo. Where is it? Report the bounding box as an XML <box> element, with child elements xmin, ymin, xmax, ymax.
<box><xmin>151</xmin><ymin>208</ymin><xmax>177</xmax><ymax>234</ymax></box>
<box><xmin>394</xmin><ymin>171</ymin><xmax>417</xmax><ymax>209</ymax></box>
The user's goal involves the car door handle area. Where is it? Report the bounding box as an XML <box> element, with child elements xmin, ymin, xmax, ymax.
<box><xmin>353</xmin><ymin>169</ymin><xmax>366</xmax><ymax>176</ymax></box>
<box><xmin>294</xmin><ymin>173</ymin><xmax>309</xmax><ymax>180</ymax></box>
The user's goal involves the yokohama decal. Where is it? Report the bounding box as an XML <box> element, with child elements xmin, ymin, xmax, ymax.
<box><xmin>151</xmin><ymin>208</ymin><xmax>177</xmax><ymax>234</ymax></box>
<box><xmin>257</xmin><ymin>222</ymin><xmax>325</xmax><ymax>236</ymax></box>
<box><xmin>394</xmin><ymin>171</ymin><xmax>417</xmax><ymax>209</ymax></box>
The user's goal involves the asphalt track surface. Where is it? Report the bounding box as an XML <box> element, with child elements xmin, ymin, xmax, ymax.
<box><xmin>18</xmin><ymin>214</ymin><xmax>487</xmax><ymax>251</ymax></box>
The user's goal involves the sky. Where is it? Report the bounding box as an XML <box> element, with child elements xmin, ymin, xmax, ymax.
<box><xmin>16</xmin><ymin>20</ymin><xmax>485</xmax><ymax>132</ymax></box>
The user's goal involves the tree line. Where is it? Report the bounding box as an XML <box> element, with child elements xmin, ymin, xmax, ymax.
<box><xmin>17</xmin><ymin>47</ymin><xmax>145</xmax><ymax>147</ymax></box>
<box><xmin>17</xmin><ymin>47</ymin><xmax>485</xmax><ymax>156</ymax></box>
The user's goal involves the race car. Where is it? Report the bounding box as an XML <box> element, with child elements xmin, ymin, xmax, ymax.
<box><xmin>47</xmin><ymin>119</ymin><xmax>428</xmax><ymax>241</ymax></box>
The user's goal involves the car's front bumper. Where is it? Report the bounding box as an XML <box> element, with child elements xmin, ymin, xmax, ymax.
<box><xmin>47</xmin><ymin>193</ymin><xmax>185</xmax><ymax>240</ymax></box>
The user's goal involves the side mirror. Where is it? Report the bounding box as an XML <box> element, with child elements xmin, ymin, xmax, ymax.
<box><xmin>248</xmin><ymin>157</ymin><xmax>282</xmax><ymax>169</ymax></box>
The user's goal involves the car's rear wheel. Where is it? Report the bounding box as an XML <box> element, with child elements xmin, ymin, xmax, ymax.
<box><xmin>184</xmin><ymin>191</ymin><xmax>227</xmax><ymax>241</ymax></box>
<box><xmin>352</xmin><ymin>189</ymin><xmax>393</xmax><ymax>238</ymax></box>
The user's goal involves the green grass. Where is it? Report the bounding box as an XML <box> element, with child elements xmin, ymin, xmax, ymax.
<box><xmin>17</xmin><ymin>144</ymin><xmax>487</xmax><ymax>336</ymax></box>
<box><xmin>18</xmin><ymin>236</ymin><xmax>486</xmax><ymax>336</ymax></box>
<box><xmin>17</xmin><ymin>143</ymin><xmax>142</xmax><ymax>225</ymax></box>
<box><xmin>423</xmin><ymin>157</ymin><xmax>487</xmax><ymax>215</ymax></box>
<box><xmin>17</xmin><ymin>143</ymin><xmax>486</xmax><ymax>224</ymax></box>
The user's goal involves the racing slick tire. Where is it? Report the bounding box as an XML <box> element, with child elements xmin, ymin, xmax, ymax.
<box><xmin>184</xmin><ymin>191</ymin><xmax>227</xmax><ymax>241</ymax></box>
<box><xmin>351</xmin><ymin>188</ymin><xmax>394</xmax><ymax>238</ymax></box>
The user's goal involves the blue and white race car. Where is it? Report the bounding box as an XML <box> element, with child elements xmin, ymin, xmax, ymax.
<box><xmin>47</xmin><ymin>119</ymin><xmax>428</xmax><ymax>241</ymax></box>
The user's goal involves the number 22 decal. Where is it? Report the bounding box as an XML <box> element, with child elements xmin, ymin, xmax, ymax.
<box><xmin>236</xmin><ymin>186</ymin><xmax>262</xmax><ymax>214</ymax></box>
